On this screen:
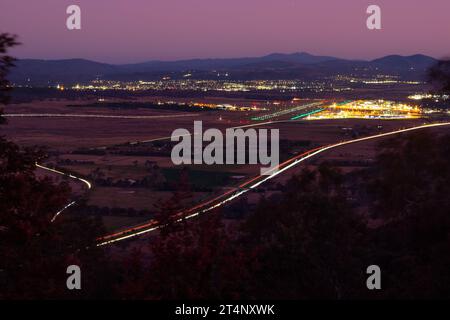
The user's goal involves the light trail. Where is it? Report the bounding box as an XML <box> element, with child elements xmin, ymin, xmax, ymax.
<box><xmin>36</xmin><ymin>163</ymin><xmax>92</xmax><ymax>190</ymax></box>
<box><xmin>251</xmin><ymin>102</ymin><xmax>324</xmax><ymax>121</ymax></box>
<box><xmin>36</xmin><ymin>163</ymin><xmax>92</xmax><ymax>222</ymax></box>
<box><xmin>93</xmin><ymin>119</ymin><xmax>304</xmax><ymax>242</ymax></box>
<box><xmin>96</xmin><ymin>121</ymin><xmax>450</xmax><ymax>246</ymax></box>
<box><xmin>290</xmin><ymin>108</ymin><xmax>325</xmax><ymax>120</ymax></box>
<box><xmin>96</xmin><ymin>146</ymin><xmax>324</xmax><ymax>245</ymax></box>
<box><xmin>51</xmin><ymin>201</ymin><xmax>76</xmax><ymax>222</ymax></box>
<box><xmin>4</xmin><ymin>113</ymin><xmax>200</xmax><ymax>120</ymax></box>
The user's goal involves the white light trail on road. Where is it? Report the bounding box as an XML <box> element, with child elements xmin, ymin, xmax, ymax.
<box><xmin>97</xmin><ymin>121</ymin><xmax>450</xmax><ymax>246</ymax></box>
<box><xmin>36</xmin><ymin>163</ymin><xmax>92</xmax><ymax>189</ymax></box>
<box><xmin>4</xmin><ymin>113</ymin><xmax>200</xmax><ymax>120</ymax></box>
<box><xmin>36</xmin><ymin>163</ymin><xmax>92</xmax><ymax>222</ymax></box>
<box><xmin>51</xmin><ymin>201</ymin><xmax>76</xmax><ymax>222</ymax></box>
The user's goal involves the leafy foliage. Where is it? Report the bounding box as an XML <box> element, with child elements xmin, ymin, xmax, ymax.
<box><xmin>112</xmin><ymin>133</ymin><xmax>450</xmax><ymax>299</ymax></box>
<box><xmin>428</xmin><ymin>59</ymin><xmax>450</xmax><ymax>98</ymax></box>
<box><xmin>0</xmin><ymin>33</ymin><xmax>18</xmax><ymax>123</ymax></box>
<box><xmin>0</xmin><ymin>33</ymin><xmax>109</xmax><ymax>299</ymax></box>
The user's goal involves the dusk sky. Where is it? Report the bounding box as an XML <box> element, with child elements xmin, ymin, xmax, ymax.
<box><xmin>1</xmin><ymin>0</ymin><xmax>450</xmax><ymax>64</ymax></box>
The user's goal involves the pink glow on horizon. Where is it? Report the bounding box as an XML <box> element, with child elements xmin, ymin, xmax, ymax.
<box><xmin>1</xmin><ymin>0</ymin><xmax>450</xmax><ymax>63</ymax></box>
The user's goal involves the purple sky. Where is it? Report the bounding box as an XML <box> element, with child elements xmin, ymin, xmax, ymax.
<box><xmin>1</xmin><ymin>0</ymin><xmax>450</xmax><ymax>64</ymax></box>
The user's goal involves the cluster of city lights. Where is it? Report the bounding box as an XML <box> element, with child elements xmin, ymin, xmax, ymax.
<box><xmin>408</xmin><ymin>93</ymin><xmax>449</xmax><ymax>101</ymax></box>
<box><xmin>68</xmin><ymin>79</ymin><xmax>341</xmax><ymax>92</ymax></box>
<box><xmin>304</xmin><ymin>100</ymin><xmax>423</xmax><ymax>120</ymax></box>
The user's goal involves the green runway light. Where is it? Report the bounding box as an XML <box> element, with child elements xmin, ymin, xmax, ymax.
<box><xmin>290</xmin><ymin>108</ymin><xmax>325</xmax><ymax>120</ymax></box>
<box><xmin>250</xmin><ymin>102</ymin><xmax>323</xmax><ymax>121</ymax></box>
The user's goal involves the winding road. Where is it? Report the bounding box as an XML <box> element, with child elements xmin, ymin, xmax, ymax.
<box><xmin>94</xmin><ymin>121</ymin><xmax>450</xmax><ymax>246</ymax></box>
<box><xmin>35</xmin><ymin>163</ymin><xmax>92</xmax><ymax>222</ymax></box>
<box><xmin>4</xmin><ymin>113</ymin><xmax>200</xmax><ymax>120</ymax></box>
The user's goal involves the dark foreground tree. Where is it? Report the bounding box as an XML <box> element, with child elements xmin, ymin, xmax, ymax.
<box><xmin>112</xmin><ymin>132</ymin><xmax>450</xmax><ymax>300</ymax></box>
<box><xmin>240</xmin><ymin>164</ymin><xmax>370</xmax><ymax>299</ymax></box>
<box><xmin>428</xmin><ymin>59</ymin><xmax>450</xmax><ymax>106</ymax></box>
<box><xmin>112</xmin><ymin>164</ymin><xmax>371</xmax><ymax>299</ymax></box>
<box><xmin>0</xmin><ymin>34</ymin><xmax>111</xmax><ymax>299</ymax></box>
<box><xmin>366</xmin><ymin>132</ymin><xmax>450</xmax><ymax>298</ymax></box>
<box><xmin>0</xmin><ymin>33</ymin><xmax>18</xmax><ymax>123</ymax></box>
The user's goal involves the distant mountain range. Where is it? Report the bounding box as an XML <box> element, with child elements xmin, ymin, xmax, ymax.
<box><xmin>9</xmin><ymin>52</ymin><xmax>438</xmax><ymax>86</ymax></box>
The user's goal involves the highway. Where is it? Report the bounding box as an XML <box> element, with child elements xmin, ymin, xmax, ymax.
<box><xmin>35</xmin><ymin>163</ymin><xmax>92</xmax><ymax>222</ymax></box>
<box><xmin>4</xmin><ymin>113</ymin><xmax>200</xmax><ymax>119</ymax></box>
<box><xmin>96</xmin><ymin>121</ymin><xmax>450</xmax><ymax>246</ymax></box>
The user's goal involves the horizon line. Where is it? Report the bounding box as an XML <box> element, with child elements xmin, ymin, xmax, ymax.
<box><xmin>13</xmin><ymin>51</ymin><xmax>443</xmax><ymax>66</ymax></box>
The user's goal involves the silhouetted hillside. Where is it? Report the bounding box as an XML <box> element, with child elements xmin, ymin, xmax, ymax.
<box><xmin>9</xmin><ymin>53</ymin><xmax>437</xmax><ymax>85</ymax></box>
